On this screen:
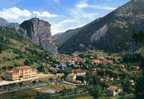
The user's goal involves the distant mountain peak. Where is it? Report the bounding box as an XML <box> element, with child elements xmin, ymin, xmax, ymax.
<box><xmin>0</xmin><ymin>17</ymin><xmax>8</xmax><ymax>26</ymax></box>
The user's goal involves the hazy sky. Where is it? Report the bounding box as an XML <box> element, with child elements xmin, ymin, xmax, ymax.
<box><xmin>0</xmin><ymin>0</ymin><xmax>129</xmax><ymax>34</ymax></box>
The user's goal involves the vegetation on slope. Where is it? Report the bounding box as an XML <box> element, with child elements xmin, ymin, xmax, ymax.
<box><xmin>0</xmin><ymin>27</ymin><xmax>54</xmax><ymax>73</ymax></box>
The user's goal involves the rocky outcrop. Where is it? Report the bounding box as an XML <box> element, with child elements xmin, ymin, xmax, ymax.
<box><xmin>90</xmin><ymin>24</ymin><xmax>108</xmax><ymax>43</ymax></box>
<box><xmin>20</xmin><ymin>18</ymin><xmax>57</xmax><ymax>54</ymax></box>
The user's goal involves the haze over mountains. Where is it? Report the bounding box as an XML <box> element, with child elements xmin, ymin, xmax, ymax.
<box><xmin>0</xmin><ymin>18</ymin><xmax>8</xmax><ymax>26</ymax></box>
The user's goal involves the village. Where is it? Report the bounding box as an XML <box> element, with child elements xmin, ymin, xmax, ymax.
<box><xmin>0</xmin><ymin>52</ymin><xmax>142</xmax><ymax>98</ymax></box>
<box><xmin>50</xmin><ymin>53</ymin><xmax>141</xmax><ymax>97</ymax></box>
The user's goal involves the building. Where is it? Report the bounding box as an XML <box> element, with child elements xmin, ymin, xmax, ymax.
<box><xmin>72</xmin><ymin>68</ymin><xmax>86</xmax><ymax>76</ymax></box>
<box><xmin>107</xmin><ymin>85</ymin><xmax>122</xmax><ymax>96</ymax></box>
<box><xmin>66</xmin><ymin>69</ymin><xmax>86</xmax><ymax>84</ymax></box>
<box><xmin>92</xmin><ymin>58</ymin><xmax>113</xmax><ymax>65</ymax></box>
<box><xmin>3</xmin><ymin>66</ymin><xmax>37</xmax><ymax>81</ymax></box>
<box><xmin>55</xmin><ymin>54</ymin><xmax>83</xmax><ymax>64</ymax></box>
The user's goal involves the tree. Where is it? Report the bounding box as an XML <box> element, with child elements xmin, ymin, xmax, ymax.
<box><xmin>88</xmin><ymin>84</ymin><xmax>103</xmax><ymax>99</ymax></box>
<box><xmin>133</xmin><ymin>31</ymin><xmax>144</xmax><ymax>44</ymax></box>
<box><xmin>135</xmin><ymin>76</ymin><xmax>144</xmax><ymax>99</ymax></box>
<box><xmin>24</xmin><ymin>59</ymin><xmax>33</xmax><ymax>65</ymax></box>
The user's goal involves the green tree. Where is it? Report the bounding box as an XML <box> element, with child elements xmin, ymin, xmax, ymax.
<box><xmin>88</xmin><ymin>85</ymin><xmax>103</xmax><ymax>99</ymax></box>
<box><xmin>135</xmin><ymin>76</ymin><xmax>144</xmax><ymax>99</ymax></box>
<box><xmin>133</xmin><ymin>31</ymin><xmax>144</xmax><ymax>44</ymax></box>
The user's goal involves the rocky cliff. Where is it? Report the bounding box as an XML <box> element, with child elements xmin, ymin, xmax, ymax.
<box><xmin>20</xmin><ymin>18</ymin><xmax>57</xmax><ymax>54</ymax></box>
<box><xmin>55</xmin><ymin>0</ymin><xmax>144</xmax><ymax>54</ymax></box>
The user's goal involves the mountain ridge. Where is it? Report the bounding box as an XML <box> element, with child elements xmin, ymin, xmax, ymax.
<box><xmin>0</xmin><ymin>18</ymin><xmax>9</xmax><ymax>26</ymax></box>
<box><xmin>54</xmin><ymin>0</ymin><xmax>144</xmax><ymax>54</ymax></box>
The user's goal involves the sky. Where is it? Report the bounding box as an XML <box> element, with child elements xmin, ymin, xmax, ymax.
<box><xmin>0</xmin><ymin>0</ymin><xmax>129</xmax><ymax>35</ymax></box>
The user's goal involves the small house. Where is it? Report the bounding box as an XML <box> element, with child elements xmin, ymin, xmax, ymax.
<box><xmin>107</xmin><ymin>85</ymin><xmax>122</xmax><ymax>96</ymax></box>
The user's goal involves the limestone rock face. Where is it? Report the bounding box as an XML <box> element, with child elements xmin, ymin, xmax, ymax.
<box><xmin>20</xmin><ymin>18</ymin><xmax>57</xmax><ymax>54</ymax></box>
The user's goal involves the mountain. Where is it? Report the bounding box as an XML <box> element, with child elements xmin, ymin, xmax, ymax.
<box><xmin>0</xmin><ymin>17</ymin><xmax>19</xmax><ymax>30</ymax></box>
<box><xmin>0</xmin><ymin>27</ymin><xmax>52</xmax><ymax>72</ymax></box>
<box><xmin>55</xmin><ymin>0</ymin><xmax>144</xmax><ymax>54</ymax></box>
<box><xmin>53</xmin><ymin>28</ymin><xmax>81</xmax><ymax>47</ymax></box>
<box><xmin>0</xmin><ymin>18</ymin><xmax>8</xmax><ymax>26</ymax></box>
<box><xmin>19</xmin><ymin>18</ymin><xmax>57</xmax><ymax>54</ymax></box>
<box><xmin>8</xmin><ymin>23</ymin><xmax>19</xmax><ymax>30</ymax></box>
